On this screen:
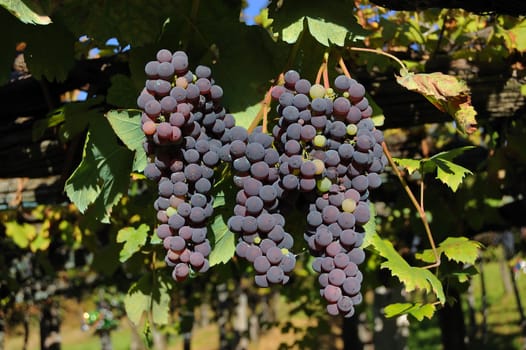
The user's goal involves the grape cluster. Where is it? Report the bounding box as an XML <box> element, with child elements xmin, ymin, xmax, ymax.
<box><xmin>227</xmin><ymin>127</ymin><xmax>297</xmax><ymax>287</ymax></box>
<box><xmin>270</xmin><ymin>70</ymin><xmax>386</xmax><ymax>317</ymax></box>
<box><xmin>138</xmin><ymin>50</ymin><xmax>386</xmax><ymax>318</ymax></box>
<box><xmin>138</xmin><ymin>49</ymin><xmax>236</xmax><ymax>282</ymax></box>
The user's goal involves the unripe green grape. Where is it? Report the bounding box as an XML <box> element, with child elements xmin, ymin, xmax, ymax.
<box><xmin>341</xmin><ymin>198</ymin><xmax>357</xmax><ymax>213</ymax></box>
<box><xmin>310</xmin><ymin>84</ymin><xmax>326</xmax><ymax>99</ymax></box>
<box><xmin>313</xmin><ymin>134</ymin><xmax>327</xmax><ymax>148</ymax></box>
<box><xmin>317</xmin><ymin>177</ymin><xmax>332</xmax><ymax>193</ymax></box>
<box><xmin>347</xmin><ymin>124</ymin><xmax>358</xmax><ymax>136</ymax></box>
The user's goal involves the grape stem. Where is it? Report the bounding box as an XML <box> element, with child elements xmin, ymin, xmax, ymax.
<box><xmin>315</xmin><ymin>52</ymin><xmax>331</xmax><ymax>89</ymax></box>
<box><xmin>322</xmin><ymin>52</ymin><xmax>330</xmax><ymax>89</ymax></box>
<box><xmin>381</xmin><ymin>141</ymin><xmax>440</xmax><ymax>269</ymax></box>
<box><xmin>247</xmin><ymin>74</ymin><xmax>280</xmax><ymax>134</ymax></box>
<box><xmin>315</xmin><ymin>58</ymin><xmax>326</xmax><ymax>85</ymax></box>
<box><xmin>338</xmin><ymin>56</ymin><xmax>352</xmax><ymax>79</ymax></box>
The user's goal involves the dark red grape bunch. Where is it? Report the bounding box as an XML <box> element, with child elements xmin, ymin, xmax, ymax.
<box><xmin>228</xmin><ymin>126</ymin><xmax>296</xmax><ymax>286</ymax></box>
<box><xmin>269</xmin><ymin>70</ymin><xmax>386</xmax><ymax>317</ymax></box>
<box><xmin>138</xmin><ymin>49</ymin><xmax>236</xmax><ymax>282</ymax></box>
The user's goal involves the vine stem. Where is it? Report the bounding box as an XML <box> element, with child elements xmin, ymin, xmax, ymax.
<box><xmin>382</xmin><ymin>141</ymin><xmax>440</xmax><ymax>269</ymax></box>
<box><xmin>339</xmin><ymin>50</ymin><xmax>440</xmax><ymax>269</ymax></box>
<box><xmin>348</xmin><ymin>46</ymin><xmax>408</xmax><ymax>72</ymax></box>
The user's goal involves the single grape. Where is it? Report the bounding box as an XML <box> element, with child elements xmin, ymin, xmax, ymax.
<box><xmin>334</xmin><ymin>75</ymin><xmax>351</xmax><ymax>92</ymax></box>
<box><xmin>342</xmin><ymin>277</ymin><xmax>360</xmax><ymax>295</ymax></box>
<box><xmin>328</xmin><ymin>268</ymin><xmax>346</xmax><ymax>286</ymax></box>
<box><xmin>353</xmin><ymin>202</ymin><xmax>370</xmax><ymax>225</ymax></box>
<box><xmin>156</xmin><ymin>49</ymin><xmax>172</xmax><ymax>62</ymax></box>
<box><xmin>324</xmin><ymin>285</ymin><xmax>342</xmax><ymax>303</ymax></box>
<box><xmin>310</xmin><ymin>84</ymin><xmax>326</xmax><ymax>99</ymax></box>
<box><xmin>284</xmin><ymin>70</ymin><xmax>300</xmax><ymax>89</ymax></box>
<box><xmin>254</xmin><ymin>255</ymin><xmax>271</xmax><ymax>273</ymax></box>
<box><xmin>266</xmin><ymin>266</ymin><xmax>285</xmax><ymax>284</ymax></box>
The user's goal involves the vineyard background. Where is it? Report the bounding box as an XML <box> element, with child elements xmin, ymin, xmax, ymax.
<box><xmin>1</xmin><ymin>1</ymin><xmax>526</xmax><ymax>349</ymax></box>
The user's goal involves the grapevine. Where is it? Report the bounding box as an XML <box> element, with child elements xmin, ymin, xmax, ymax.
<box><xmin>138</xmin><ymin>49</ymin><xmax>385</xmax><ymax>317</ymax></box>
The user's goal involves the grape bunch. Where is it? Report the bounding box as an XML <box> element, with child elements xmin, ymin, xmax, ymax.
<box><xmin>269</xmin><ymin>70</ymin><xmax>386</xmax><ymax>317</ymax></box>
<box><xmin>226</xmin><ymin>126</ymin><xmax>297</xmax><ymax>287</ymax></box>
<box><xmin>137</xmin><ymin>49</ymin><xmax>386</xmax><ymax>318</ymax></box>
<box><xmin>138</xmin><ymin>49</ymin><xmax>236</xmax><ymax>282</ymax></box>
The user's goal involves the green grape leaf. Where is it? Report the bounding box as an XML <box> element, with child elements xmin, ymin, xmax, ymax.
<box><xmin>208</xmin><ymin>21</ymin><xmax>286</xmax><ymax>113</ymax></box>
<box><xmin>209</xmin><ymin>214</ymin><xmax>235</xmax><ymax>266</ymax></box>
<box><xmin>150</xmin><ymin>284</ymin><xmax>171</xmax><ymax>325</ymax></box>
<box><xmin>0</xmin><ymin>0</ymin><xmax>51</xmax><ymax>24</ymax></box>
<box><xmin>269</xmin><ymin>0</ymin><xmax>367</xmax><ymax>46</ymax></box>
<box><xmin>64</xmin><ymin>133</ymin><xmax>101</xmax><ymax>213</ymax></box>
<box><xmin>361</xmin><ymin>203</ymin><xmax>377</xmax><ymax>249</ymax></box>
<box><xmin>65</xmin><ymin>117</ymin><xmax>134</xmax><ymax>223</ymax></box>
<box><xmin>33</xmin><ymin>97</ymin><xmax>103</xmax><ymax>142</ymax></box>
<box><xmin>232</xmin><ymin>102</ymin><xmax>261</xmax><ymax>130</ymax></box>
<box><xmin>384</xmin><ymin>302</ymin><xmax>436</xmax><ymax>321</ymax></box>
<box><xmin>430</xmin><ymin>157</ymin><xmax>472</xmax><ymax>192</ymax></box>
<box><xmin>392</xmin><ymin>158</ymin><xmax>422</xmax><ymax>175</ymax></box>
<box><xmin>415</xmin><ymin>236</ymin><xmax>482</xmax><ymax>265</ymax></box>
<box><xmin>24</xmin><ymin>21</ymin><xmax>76</xmax><ymax>82</ymax></box>
<box><xmin>107</xmin><ymin>109</ymin><xmax>147</xmax><ymax>172</ymax></box>
<box><xmin>427</xmin><ymin>146</ymin><xmax>474</xmax><ymax>191</ymax></box>
<box><xmin>282</xmin><ymin>16</ymin><xmax>305</xmax><ymax>44</ymax></box>
<box><xmin>107</xmin><ymin>74</ymin><xmax>140</xmax><ymax>109</ymax></box>
<box><xmin>306</xmin><ymin>16</ymin><xmax>349</xmax><ymax>47</ymax></box>
<box><xmin>394</xmin><ymin>147</ymin><xmax>474</xmax><ymax>192</ymax></box>
<box><xmin>124</xmin><ymin>273</ymin><xmax>170</xmax><ymax>326</ymax></box>
<box><xmin>367</xmin><ymin>232</ymin><xmax>446</xmax><ymax>303</ymax></box>
<box><xmin>32</xmin><ymin>108</ymin><xmax>65</xmax><ymax>141</ymax></box>
<box><xmin>212</xmin><ymin>191</ymin><xmax>226</xmax><ymax>209</ymax></box>
<box><xmin>396</xmin><ymin>71</ymin><xmax>477</xmax><ymax>135</ymax></box>
<box><xmin>57</xmin><ymin>1</ymin><xmax>172</xmax><ymax>47</ymax></box>
<box><xmin>279</xmin><ymin>15</ymin><xmax>357</xmax><ymax>47</ymax></box>
<box><xmin>116</xmin><ymin>224</ymin><xmax>149</xmax><ymax>262</ymax></box>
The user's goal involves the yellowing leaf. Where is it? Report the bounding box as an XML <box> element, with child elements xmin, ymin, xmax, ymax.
<box><xmin>506</xmin><ymin>19</ymin><xmax>526</xmax><ymax>52</ymax></box>
<box><xmin>396</xmin><ymin>71</ymin><xmax>478</xmax><ymax>134</ymax></box>
<box><xmin>454</xmin><ymin>104</ymin><xmax>478</xmax><ymax>135</ymax></box>
<box><xmin>5</xmin><ymin>221</ymin><xmax>36</xmax><ymax>248</ymax></box>
<box><xmin>30</xmin><ymin>232</ymin><xmax>51</xmax><ymax>252</ymax></box>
